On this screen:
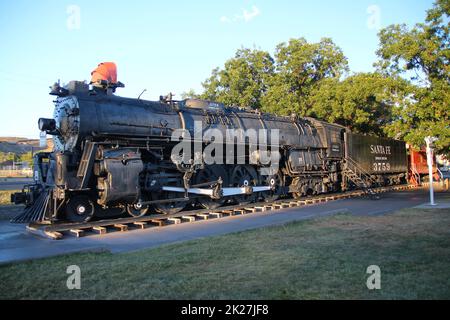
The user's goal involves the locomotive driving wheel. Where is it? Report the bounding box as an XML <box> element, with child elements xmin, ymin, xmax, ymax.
<box><xmin>126</xmin><ymin>204</ymin><xmax>150</xmax><ymax>218</ymax></box>
<box><xmin>153</xmin><ymin>192</ymin><xmax>186</xmax><ymax>215</ymax></box>
<box><xmin>194</xmin><ymin>165</ymin><xmax>229</xmax><ymax>210</ymax></box>
<box><xmin>65</xmin><ymin>195</ymin><xmax>95</xmax><ymax>223</ymax></box>
<box><xmin>261</xmin><ymin>171</ymin><xmax>284</xmax><ymax>202</ymax></box>
<box><xmin>230</xmin><ymin>165</ymin><xmax>258</xmax><ymax>205</ymax></box>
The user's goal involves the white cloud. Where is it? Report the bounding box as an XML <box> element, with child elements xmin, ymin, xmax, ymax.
<box><xmin>242</xmin><ymin>6</ymin><xmax>260</xmax><ymax>22</ymax></box>
<box><xmin>220</xmin><ymin>5</ymin><xmax>261</xmax><ymax>23</ymax></box>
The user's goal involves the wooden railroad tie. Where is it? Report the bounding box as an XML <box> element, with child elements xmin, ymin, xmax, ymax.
<box><xmin>92</xmin><ymin>226</ymin><xmax>107</xmax><ymax>235</ymax></box>
<box><xmin>182</xmin><ymin>216</ymin><xmax>196</xmax><ymax>222</ymax></box>
<box><xmin>245</xmin><ymin>207</ymin><xmax>258</xmax><ymax>213</ymax></box>
<box><xmin>45</xmin><ymin>231</ymin><xmax>63</xmax><ymax>240</ymax></box>
<box><xmin>253</xmin><ymin>206</ymin><xmax>266</xmax><ymax>212</ymax></box>
<box><xmin>114</xmin><ymin>224</ymin><xmax>128</xmax><ymax>232</ymax></box>
<box><xmin>133</xmin><ymin>221</ymin><xmax>147</xmax><ymax>229</ymax></box>
<box><xmin>289</xmin><ymin>202</ymin><xmax>298</xmax><ymax>207</ymax></box>
<box><xmin>209</xmin><ymin>212</ymin><xmax>223</xmax><ymax>218</ymax></box>
<box><xmin>70</xmin><ymin>229</ymin><xmax>85</xmax><ymax>238</ymax></box>
<box><xmin>168</xmin><ymin>217</ymin><xmax>181</xmax><ymax>225</ymax></box>
<box><xmin>234</xmin><ymin>209</ymin><xmax>246</xmax><ymax>215</ymax></box>
<box><xmin>221</xmin><ymin>210</ymin><xmax>234</xmax><ymax>216</ymax></box>
<box><xmin>197</xmin><ymin>213</ymin><xmax>210</xmax><ymax>220</ymax></box>
<box><xmin>264</xmin><ymin>205</ymin><xmax>274</xmax><ymax>211</ymax></box>
<box><xmin>26</xmin><ymin>226</ymin><xmax>62</xmax><ymax>240</ymax></box>
<box><xmin>151</xmin><ymin>220</ymin><xmax>165</xmax><ymax>227</ymax></box>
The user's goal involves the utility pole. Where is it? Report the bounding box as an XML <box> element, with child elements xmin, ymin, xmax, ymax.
<box><xmin>424</xmin><ymin>136</ymin><xmax>438</xmax><ymax>206</ymax></box>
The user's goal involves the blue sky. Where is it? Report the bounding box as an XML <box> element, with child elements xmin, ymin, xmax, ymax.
<box><xmin>0</xmin><ymin>0</ymin><xmax>434</xmax><ymax>138</ymax></box>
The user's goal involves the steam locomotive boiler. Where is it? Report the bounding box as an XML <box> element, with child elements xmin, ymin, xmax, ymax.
<box><xmin>11</xmin><ymin>63</ymin><xmax>408</xmax><ymax>224</ymax></box>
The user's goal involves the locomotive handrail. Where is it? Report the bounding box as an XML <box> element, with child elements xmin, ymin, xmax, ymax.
<box><xmin>345</xmin><ymin>157</ymin><xmax>377</xmax><ymax>184</ymax></box>
<box><xmin>410</xmin><ymin>164</ymin><xmax>421</xmax><ymax>186</ymax></box>
<box><xmin>437</xmin><ymin>168</ymin><xmax>444</xmax><ymax>181</ymax></box>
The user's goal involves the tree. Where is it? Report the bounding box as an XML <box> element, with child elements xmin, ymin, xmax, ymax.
<box><xmin>375</xmin><ymin>0</ymin><xmax>450</xmax><ymax>153</ymax></box>
<box><xmin>201</xmin><ymin>48</ymin><xmax>274</xmax><ymax>109</ymax></box>
<box><xmin>19</xmin><ymin>152</ymin><xmax>33</xmax><ymax>165</ymax></box>
<box><xmin>261</xmin><ymin>38</ymin><xmax>349</xmax><ymax>116</ymax></box>
<box><xmin>308</xmin><ymin>73</ymin><xmax>410</xmax><ymax>136</ymax></box>
<box><xmin>180</xmin><ymin>89</ymin><xmax>200</xmax><ymax>100</ymax></box>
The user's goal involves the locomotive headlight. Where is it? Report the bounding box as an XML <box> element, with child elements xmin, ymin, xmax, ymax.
<box><xmin>38</xmin><ymin>118</ymin><xmax>56</xmax><ymax>132</ymax></box>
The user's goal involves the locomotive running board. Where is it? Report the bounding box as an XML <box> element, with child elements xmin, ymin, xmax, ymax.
<box><xmin>162</xmin><ymin>186</ymin><xmax>272</xmax><ymax>197</ymax></box>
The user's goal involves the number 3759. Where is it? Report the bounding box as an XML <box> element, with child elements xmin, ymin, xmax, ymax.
<box><xmin>373</xmin><ymin>162</ymin><xmax>390</xmax><ymax>171</ymax></box>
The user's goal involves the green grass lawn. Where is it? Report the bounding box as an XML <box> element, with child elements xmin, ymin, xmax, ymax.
<box><xmin>1</xmin><ymin>207</ymin><xmax>449</xmax><ymax>299</ymax></box>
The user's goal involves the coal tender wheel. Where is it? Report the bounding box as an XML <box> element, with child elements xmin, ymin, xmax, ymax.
<box><xmin>65</xmin><ymin>195</ymin><xmax>95</xmax><ymax>223</ymax></box>
<box><xmin>194</xmin><ymin>165</ymin><xmax>229</xmax><ymax>210</ymax></box>
<box><xmin>230</xmin><ymin>165</ymin><xmax>258</xmax><ymax>205</ymax></box>
<box><xmin>126</xmin><ymin>204</ymin><xmax>149</xmax><ymax>218</ymax></box>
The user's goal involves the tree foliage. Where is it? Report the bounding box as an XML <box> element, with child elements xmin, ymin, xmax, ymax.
<box><xmin>261</xmin><ymin>38</ymin><xmax>348</xmax><ymax>116</ymax></box>
<box><xmin>180</xmin><ymin>89</ymin><xmax>200</xmax><ymax>100</ymax></box>
<box><xmin>0</xmin><ymin>152</ymin><xmax>32</xmax><ymax>165</ymax></box>
<box><xmin>308</xmin><ymin>73</ymin><xmax>410</xmax><ymax>136</ymax></box>
<box><xmin>375</xmin><ymin>0</ymin><xmax>450</xmax><ymax>152</ymax></box>
<box><xmin>201</xmin><ymin>48</ymin><xmax>274</xmax><ymax>109</ymax></box>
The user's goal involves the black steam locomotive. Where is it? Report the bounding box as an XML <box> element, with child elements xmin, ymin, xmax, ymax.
<box><xmin>11</xmin><ymin>63</ymin><xmax>408</xmax><ymax>224</ymax></box>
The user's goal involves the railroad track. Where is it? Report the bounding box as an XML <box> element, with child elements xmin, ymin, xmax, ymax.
<box><xmin>26</xmin><ymin>184</ymin><xmax>417</xmax><ymax>240</ymax></box>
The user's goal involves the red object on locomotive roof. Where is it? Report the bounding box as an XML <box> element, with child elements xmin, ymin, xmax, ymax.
<box><xmin>90</xmin><ymin>62</ymin><xmax>117</xmax><ymax>84</ymax></box>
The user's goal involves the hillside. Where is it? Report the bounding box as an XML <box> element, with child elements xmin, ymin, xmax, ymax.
<box><xmin>0</xmin><ymin>137</ymin><xmax>54</xmax><ymax>154</ymax></box>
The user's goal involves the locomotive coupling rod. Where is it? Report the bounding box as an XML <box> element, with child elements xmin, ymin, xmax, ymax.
<box><xmin>162</xmin><ymin>185</ymin><xmax>271</xmax><ymax>198</ymax></box>
<box><xmin>138</xmin><ymin>197</ymin><xmax>190</xmax><ymax>207</ymax></box>
<box><xmin>163</xmin><ymin>186</ymin><xmax>215</xmax><ymax>197</ymax></box>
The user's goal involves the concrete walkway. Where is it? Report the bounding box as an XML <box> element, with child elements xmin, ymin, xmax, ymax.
<box><xmin>0</xmin><ymin>188</ymin><xmax>449</xmax><ymax>265</ymax></box>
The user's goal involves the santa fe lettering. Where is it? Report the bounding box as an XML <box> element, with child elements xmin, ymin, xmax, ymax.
<box><xmin>370</xmin><ymin>145</ymin><xmax>391</xmax><ymax>155</ymax></box>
